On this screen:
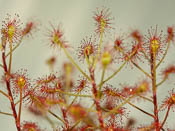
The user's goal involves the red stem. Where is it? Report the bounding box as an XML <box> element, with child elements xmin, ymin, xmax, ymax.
<box><xmin>150</xmin><ymin>53</ymin><xmax>160</xmax><ymax>131</ymax></box>
<box><xmin>89</xmin><ymin>67</ymin><xmax>104</xmax><ymax>129</ymax></box>
<box><xmin>160</xmin><ymin>105</ymin><xmax>171</xmax><ymax>129</ymax></box>
<box><xmin>2</xmin><ymin>52</ymin><xmax>21</xmax><ymax>131</ymax></box>
<box><xmin>61</xmin><ymin>108</ymin><xmax>69</xmax><ymax>129</ymax></box>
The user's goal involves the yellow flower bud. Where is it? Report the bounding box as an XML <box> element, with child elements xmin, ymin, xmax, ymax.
<box><xmin>151</xmin><ymin>39</ymin><xmax>159</xmax><ymax>53</ymax></box>
<box><xmin>101</xmin><ymin>51</ymin><xmax>111</xmax><ymax>67</ymax></box>
<box><xmin>17</xmin><ymin>77</ymin><xmax>26</xmax><ymax>88</ymax></box>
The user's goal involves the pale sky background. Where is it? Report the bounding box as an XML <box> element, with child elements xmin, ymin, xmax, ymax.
<box><xmin>0</xmin><ymin>0</ymin><xmax>175</xmax><ymax>130</ymax></box>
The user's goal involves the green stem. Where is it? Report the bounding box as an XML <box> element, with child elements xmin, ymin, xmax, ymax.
<box><xmin>117</xmin><ymin>45</ymin><xmax>151</xmax><ymax>79</ymax></box>
<box><xmin>132</xmin><ymin>61</ymin><xmax>152</xmax><ymax>79</ymax></box>
<box><xmin>55</xmin><ymin>89</ymin><xmax>92</xmax><ymax>97</ymax></box>
<box><xmin>102</xmin><ymin>94</ymin><xmax>154</xmax><ymax>118</ymax></box>
<box><xmin>93</xmin><ymin>30</ymin><xmax>104</xmax><ymax>69</ymax></box>
<box><xmin>137</xmin><ymin>94</ymin><xmax>153</xmax><ymax>103</ymax></box>
<box><xmin>62</xmin><ymin>46</ymin><xmax>91</xmax><ymax>81</ymax></box>
<box><xmin>69</xmin><ymin>103</ymin><xmax>95</xmax><ymax>131</ymax></box>
<box><xmin>127</xmin><ymin>101</ymin><xmax>154</xmax><ymax>118</ymax></box>
<box><xmin>101</xmin><ymin>61</ymin><xmax>127</xmax><ymax>85</ymax></box>
<box><xmin>0</xmin><ymin>111</ymin><xmax>13</xmax><ymax>116</ymax></box>
<box><xmin>0</xmin><ymin>64</ymin><xmax>3</xmax><ymax>68</ymax></box>
<box><xmin>0</xmin><ymin>89</ymin><xmax>10</xmax><ymax>99</ymax></box>
<box><xmin>97</xmin><ymin>66</ymin><xmax>106</xmax><ymax>97</ymax></box>
<box><xmin>6</xmin><ymin>37</ymin><xmax>23</xmax><ymax>58</ymax></box>
<box><xmin>66</xmin><ymin>88</ymin><xmax>85</xmax><ymax>112</ymax></box>
<box><xmin>151</xmin><ymin>51</ymin><xmax>159</xmax><ymax>131</ymax></box>
<box><xmin>156</xmin><ymin>77</ymin><xmax>167</xmax><ymax>87</ymax></box>
<box><xmin>103</xmin><ymin>95</ymin><xmax>135</xmax><ymax>118</ymax></box>
<box><xmin>8</xmin><ymin>40</ymin><xmax>13</xmax><ymax>74</ymax></box>
<box><xmin>48</xmin><ymin>110</ymin><xmax>66</xmax><ymax>125</ymax></box>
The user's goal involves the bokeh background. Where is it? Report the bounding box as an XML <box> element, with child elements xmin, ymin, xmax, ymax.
<box><xmin>0</xmin><ymin>0</ymin><xmax>175</xmax><ymax>130</ymax></box>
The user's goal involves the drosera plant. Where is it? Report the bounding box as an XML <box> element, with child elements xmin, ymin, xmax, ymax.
<box><xmin>0</xmin><ymin>6</ymin><xmax>175</xmax><ymax>131</ymax></box>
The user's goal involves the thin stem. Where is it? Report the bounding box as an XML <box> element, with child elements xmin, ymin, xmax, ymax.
<box><xmin>160</xmin><ymin>105</ymin><xmax>171</xmax><ymax>129</ymax></box>
<box><xmin>65</xmin><ymin>68</ymin><xmax>71</xmax><ymax>103</ymax></box>
<box><xmin>101</xmin><ymin>94</ymin><xmax>154</xmax><ymax>118</ymax></box>
<box><xmin>17</xmin><ymin>87</ymin><xmax>23</xmax><ymax>124</ymax></box>
<box><xmin>98</xmin><ymin>66</ymin><xmax>106</xmax><ymax>97</ymax></box>
<box><xmin>127</xmin><ymin>101</ymin><xmax>154</xmax><ymax>118</ymax></box>
<box><xmin>31</xmin><ymin>94</ymin><xmax>67</xmax><ymax>127</ymax></box>
<box><xmin>66</xmin><ymin>88</ymin><xmax>85</xmax><ymax>112</ymax></box>
<box><xmin>62</xmin><ymin>45</ymin><xmax>91</xmax><ymax>81</ymax></box>
<box><xmin>0</xmin><ymin>64</ymin><xmax>3</xmax><ymax>68</ymax></box>
<box><xmin>137</xmin><ymin>94</ymin><xmax>153</xmax><ymax>103</ymax></box>
<box><xmin>118</xmin><ymin>94</ymin><xmax>154</xmax><ymax>117</ymax></box>
<box><xmin>8</xmin><ymin>40</ymin><xmax>13</xmax><ymax>73</ymax></box>
<box><xmin>117</xmin><ymin>45</ymin><xmax>151</xmax><ymax>79</ymax></box>
<box><xmin>151</xmin><ymin>51</ymin><xmax>159</xmax><ymax>131</ymax></box>
<box><xmin>48</xmin><ymin>110</ymin><xmax>66</xmax><ymax>125</ymax></box>
<box><xmin>55</xmin><ymin>89</ymin><xmax>92</xmax><ymax>97</ymax></box>
<box><xmin>102</xmin><ymin>61</ymin><xmax>127</xmax><ymax>85</ymax></box>
<box><xmin>0</xmin><ymin>89</ymin><xmax>10</xmax><ymax>99</ymax></box>
<box><xmin>132</xmin><ymin>61</ymin><xmax>152</xmax><ymax>79</ymax></box>
<box><xmin>103</xmin><ymin>95</ymin><xmax>135</xmax><ymax>118</ymax></box>
<box><xmin>66</xmin><ymin>92</ymin><xmax>80</xmax><ymax>111</ymax></box>
<box><xmin>15</xmin><ymin>84</ymin><xmax>39</xmax><ymax>106</ymax></box>
<box><xmin>100</xmin><ymin>67</ymin><xmax>106</xmax><ymax>87</ymax></box>
<box><xmin>101</xmin><ymin>46</ymin><xmax>139</xmax><ymax>86</ymax></box>
<box><xmin>2</xmin><ymin>51</ymin><xmax>20</xmax><ymax>131</ymax></box>
<box><xmin>141</xmin><ymin>50</ymin><xmax>150</xmax><ymax>62</ymax></box>
<box><xmin>156</xmin><ymin>41</ymin><xmax>170</xmax><ymax>69</ymax></box>
<box><xmin>6</xmin><ymin>37</ymin><xmax>23</xmax><ymax>58</ymax></box>
<box><xmin>93</xmin><ymin>30</ymin><xmax>104</xmax><ymax>69</ymax></box>
<box><xmin>69</xmin><ymin>103</ymin><xmax>95</xmax><ymax>131</ymax></box>
<box><xmin>156</xmin><ymin>77</ymin><xmax>167</xmax><ymax>87</ymax></box>
<box><xmin>61</xmin><ymin>108</ymin><xmax>69</xmax><ymax>129</ymax></box>
<box><xmin>85</xmin><ymin>53</ymin><xmax>91</xmax><ymax>68</ymax></box>
<box><xmin>0</xmin><ymin>111</ymin><xmax>13</xmax><ymax>116</ymax></box>
<box><xmin>89</xmin><ymin>68</ymin><xmax>104</xmax><ymax>128</ymax></box>
<box><xmin>15</xmin><ymin>94</ymin><xmax>27</xmax><ymax>106</ymax></box>
<box><xmin>0</xmin><ymin>37</ymin><xmax>23</xmax><ymax>70</ymax></box>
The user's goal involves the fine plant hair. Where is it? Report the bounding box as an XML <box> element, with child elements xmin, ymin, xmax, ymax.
<box><xmin>0</xmin><ymin>7</ymin><xmax>175</xmax><ymax>131</ymax></box>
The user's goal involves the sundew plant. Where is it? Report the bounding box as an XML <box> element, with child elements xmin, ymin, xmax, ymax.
<box><xmin>0</xmin><ymin>1</ymin><xmax>175</xmax><ymax>131</ymax></box>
